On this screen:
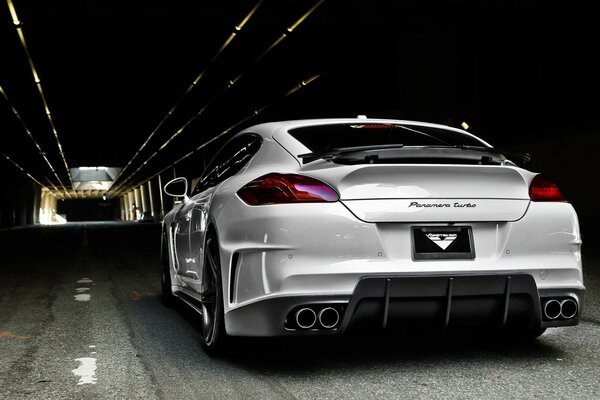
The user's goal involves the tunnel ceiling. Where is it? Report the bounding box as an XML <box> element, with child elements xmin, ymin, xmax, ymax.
<box><xmin>0</xmin><ymin>0</ymin><xmax>598</xmax><ymax>199</ymax></box>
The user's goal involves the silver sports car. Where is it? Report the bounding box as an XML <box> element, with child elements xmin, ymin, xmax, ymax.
<box><xmin>161</xmin><ymin>118</ymin><xmax>584</xmax><ymax>355</ymax></box>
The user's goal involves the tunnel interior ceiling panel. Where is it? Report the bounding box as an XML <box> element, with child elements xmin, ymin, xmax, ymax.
<box><xmin>0</xmin><ymin>0</ymin><xmax>598</xmax><ymax>200</ymax></box>
<box><xmin>70</xmin><ymin>167</ymin><xmax>122</xmax><ymax>191</ymax></box>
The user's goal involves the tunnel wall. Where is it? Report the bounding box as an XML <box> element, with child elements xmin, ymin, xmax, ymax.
<box><xmin>0</xmin><ymin>158</ymin><xmax>42</xmax><ymax>228</ymax></box>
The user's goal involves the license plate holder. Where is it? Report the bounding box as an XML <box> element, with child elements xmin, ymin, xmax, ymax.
<box><xmin>412</xmin><ymin>226</ymin><xmax>475</xmax><ymax>260</ymax></box>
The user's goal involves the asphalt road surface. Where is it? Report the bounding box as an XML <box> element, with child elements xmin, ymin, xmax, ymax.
<box><xmin>0</xmin><ymin>222</ymin><xmax>598</xmax><ymax>399</ymax></box>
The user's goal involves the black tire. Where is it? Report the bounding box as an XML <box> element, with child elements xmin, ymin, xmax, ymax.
<box><xmin>200</xmin><ymin>231</ymin><xmax>228</xmax><ymax>356</ymax></box>
<box><xmin>160</xmin><ymin>232</ymin><xmax>177</xmax><ymax>307</ymax></box>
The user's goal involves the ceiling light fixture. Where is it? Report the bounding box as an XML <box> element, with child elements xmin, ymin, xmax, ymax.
<box><xmin>0</xmin><ymin>83</ymin><xmax>70</xmax><ymax>197</ymax></box>
<box><xmin>6</xmin><ymin>0</ymin><xmax>73</xmax><ymax>191</ymax></box>
<box><xmin>230</xmin><ymin>0</ymin><xmax>326</xmax><ymax>84</ymax></box>
<box><xmin>1</xmin><ymin>152</ymin><xmax>57</xmax><ymax>196</ymax></box>
<box><xmin>110</xmin><ymin>0</ymin><xmax>326</xmax><ymax>195</ymax></box>
<box><xmin>288</xmin><ymin>0</ymin><xmax>325</xmax><ymax>33</ymax></box>
<box><xmin>109</xmin><ymin>0</ymin><xmax>265</xmax><ymax>194</ymax></box>
<box><xmin>115</xmin><ymin>73</ymin><xmax>322</xmax><ymax>195</ymax></box>
<box><xmin>5</xmin><ymin>0</ymin><xmax>19</xmax><ymax>25</ymax></box>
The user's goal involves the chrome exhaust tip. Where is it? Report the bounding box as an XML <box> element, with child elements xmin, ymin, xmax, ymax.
<box><xmin>295</xmin><ymin>308</ymin><xmax>317</xmax><ymax>329</ymax></box>
<box><xmin>560</xmin><ymin>299</ymin><xmax>578</xmax><ymax>319</ymax></box>
<box><xmin>318</xmin><ymin>307</ymin><xmax>340</xmax><ymax>329</ymax></box>
<box><xmin>544</xmin><ymin>299</ymin><xmax>561</xmax><ymax>320</ymax></box>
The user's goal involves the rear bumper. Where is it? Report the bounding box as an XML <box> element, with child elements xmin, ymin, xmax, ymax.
<box><xmin>224</xmin><ymin>273</ymin><xmax>585</xmax><ymax>336</ymax></box>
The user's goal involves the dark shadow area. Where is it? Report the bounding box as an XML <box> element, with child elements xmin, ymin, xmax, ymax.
<box><xmin>0</xmin><ymin>221</ymin><xmax>161</xmax><ymax>257</ymax></box>
<box><xmin>57</xmin><ymin>199</ymin><xmax>120</xmax><ymax>222</ymax></box>
<box><xmin>169</xmin><ymin>298</ymin><xmax>565</xmax><ymax>372</ymax></box>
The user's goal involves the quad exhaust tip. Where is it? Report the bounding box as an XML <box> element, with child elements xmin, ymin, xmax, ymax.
<box><xmin>291</xmin><ymin>306</ymin><xmax>341</xmax><ymax>330</ymax></box>
<box><xmin>295</xmin><ymin>308</ymin><xmax>317</xmax><ymax>329</ymax></box>
<box><xmin>543</xmin><ymin>298</ymin><xmax>578</xmax><ymax>320</ymax></box>
<box><xmin>318</xmin><ymin>307</ymin><xmax>340</xmax><ymax>329</ymax></box>
<box><xmin>560</xmin><ymin>299</ymin><xmax>578</xmax><ymax>319</ymax></box>
<box><xmin>543</xmin><ymin>300</ymin><xmax>561</xmax><ymax>320</ymax></box>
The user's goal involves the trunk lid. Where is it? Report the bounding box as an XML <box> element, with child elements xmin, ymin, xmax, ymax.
<box><xmin>301</xmin><ymin>164</ymin><xmax>531</xmax><ymax>222</ymax></box>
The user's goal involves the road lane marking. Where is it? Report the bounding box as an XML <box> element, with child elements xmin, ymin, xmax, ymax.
<box><xmin>0</xmin><ymin>331</ymin><xmax>29</xmax><ymax>340</ymax></box>
<box><xmin>74</xmin><ymin>294</ymin><xmax>91</xmax><ymax>302</ymax></box>
<box><xmin>75</xmin><ymin>279</ymin><xmax>92</xmax><ymax>302</ymax></box>
<box><xmin>72</xmin><ymin>357</ymin><xmax>97</xmax><ymax>385</ymax></box>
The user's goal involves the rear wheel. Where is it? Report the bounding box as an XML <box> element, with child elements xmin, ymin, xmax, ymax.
<box><xmin>200</xmin><ymin>232</ymin><xmax>228</xmax><ymax>356</ymax></box>
<box><xmin>160</xmin><ymin>232</ymin><xmax>177</xmax><ymax>307</ymax></box>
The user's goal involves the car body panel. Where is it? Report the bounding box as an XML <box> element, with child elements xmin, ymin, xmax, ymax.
<box><xmin>216</xmin><ymin>197</ymin><xmax>582</xmax><ymax>309</ymax></box>
<box><xmin>298</xmin><ymin>163</ymin><xmax>534</xmax><ymax>221</ymax></box>
<box><xmin>161</xmin><ymin>118</ymin><xmax>584</xmax><ymax>338</ymax></box>
<box><xmin>341</xmin><ymin>198</ymin><xmax>530</xmax><ymax>222</ymax></box>
<box><xmin>171</xmin><ymin>190</ymin><xmax>214</xmax><ymax>293</ymax></box>
<box><xmin>310</xmin><ymin>164</ymin><xmax>529</xmax><ymax>199</ymax></box>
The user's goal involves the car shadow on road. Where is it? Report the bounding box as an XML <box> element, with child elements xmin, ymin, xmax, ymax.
<box><xmin>170</xmin><ymin>301</ymin><xmax>565</xmax><ymax>374</ymax></box>
<box><xmin>226</xmin><ymin>332</ymin><xmax>563</xmax><ymax>374</ymax></box>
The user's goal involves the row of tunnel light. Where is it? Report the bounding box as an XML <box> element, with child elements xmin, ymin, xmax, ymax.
<box><xmin>4</xmin><ymin>0</ymin><xmax>72</xmax><ymax>197</ymax></box>
<box><xmin>1</xmin><ymin>0</ymin><xmax>326</xmax><ymax>200</ymax></box>
<box><xmin>108</xmin><ymin>0</ymin><xmax>326</xmax><ymax>198</ymax></box>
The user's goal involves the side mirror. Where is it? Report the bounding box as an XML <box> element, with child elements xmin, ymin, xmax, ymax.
<box><xmin>164</xmin><ymin>177</ymin><xmax>189</xmax><ymax>202</ymax></box>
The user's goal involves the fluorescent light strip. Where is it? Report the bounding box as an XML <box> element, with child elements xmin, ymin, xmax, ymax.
<box><xmin>111</xmin><ymin>0</ymin><xmax>325</xmax><ymax>194</ymax></box>
<box><xmin>110</xmin><ymin>89</ymin><xmax>226</xmax><ymax>193</ymax></box>
<box><xmin>242</xmin><ymin>0</ymin><xmax>325</xmax><ymax>71</ymax></box>
<box><xmin>0</xmin><ymin>84</ymin><xmax>70</xmax><ymax>197</ymax></box>
<box><xmin>6</xmin><ymin>0</ymin><xmax>73</xmax><ymax>190</ymax></box>
<box><xmin>44</xmin><ymin>176</ymin><xmax>62</xmax><ymax>194</ymax></box>
<box><xmin>115</xmin><ymin>73</ymin><xmax>322</xmax><ymax>195</ymax></box>
<box><xmin>1</xmin><ymin>151</ymin><xmax>54</xmax><ymax>193</ymax></box>
<box><xmin>110</xmin><ymin>0</ymin><xmax>265</xmax><ymax>192</ymax></box>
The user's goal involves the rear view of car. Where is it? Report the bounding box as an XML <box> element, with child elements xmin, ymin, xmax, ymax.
<box><xmin>161</xmin><ymin>118</ymin><xmax>584</xmax><ymax>354</ymax></box>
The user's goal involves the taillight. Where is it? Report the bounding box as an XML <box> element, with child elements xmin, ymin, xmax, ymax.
<box><xmin>237</xmin><ymin>173</ymin><xmax>339</xmax><ymax>205</ymax></box>
<box><xmin>529</xmin><ymin>175</ymin><xmax>566</xmax><ymax>202</ymax></box>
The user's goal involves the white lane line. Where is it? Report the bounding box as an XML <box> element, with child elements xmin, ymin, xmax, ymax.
<box><xmin>74</xmin><ymin>294</ymin><xmax>91</xmax><ymax>302</ymax></box>
<box><xmin>75</xmin><ymin>279</ymin><xmax>92</xmax><ymax>302</ymax></box>
<box><xmin>72</xmin><ymin>357</ymin><xmax>97</xmax><ymax>385</ymax></box>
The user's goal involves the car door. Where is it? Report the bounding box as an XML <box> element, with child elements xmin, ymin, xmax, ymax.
<box><xmin>185</xmin><ymin>133</ymin><xmax>263</xmax><ymax>293</ymax></box>
<box><xmin>171</xmin><ymin>154</ymin><xmax>221</xmax><ymax>291</ymax></box>
<box><xmin>177</xmin><ymin>188</ymin><xmax>218</xmax><ymax>292</ymax></box>
<box><xmin>170</xmin><ymin>182</ymin><xmax>195</xmax><ymax>278</ymax></box>
<box><xmin>172</xmin><ymin>195</ymin><xmax>199</xmax><ymax>283</ymax></box>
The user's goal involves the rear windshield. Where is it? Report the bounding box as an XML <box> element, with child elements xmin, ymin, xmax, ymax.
<box><xmin>289</xmin><ymin>123</ymin><xmax>487</xmax><ymax>153</ymax></box>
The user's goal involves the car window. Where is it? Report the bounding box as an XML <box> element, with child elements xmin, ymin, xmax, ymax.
<box><xmin>289</xmin><ymin>123</ymin><xmax>486</xmax><ymax>153</ymax></box>
<box><xmin>192</xmin><ymin>133</ymin><xmax>262</xmax><ymax>195</ymax></box>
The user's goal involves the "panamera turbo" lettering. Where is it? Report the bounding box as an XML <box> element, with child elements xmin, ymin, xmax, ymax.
<box><xmin>408</xmin><ymin>202</ymin><xmax>477</xmax><ymax>208</ymax></box>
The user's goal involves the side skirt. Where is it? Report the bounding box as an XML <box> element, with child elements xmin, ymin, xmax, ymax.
<box><xmin>173</xmin><ymin>287</ymin><xmax>204</xmax><ymax>316</ymax></box>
